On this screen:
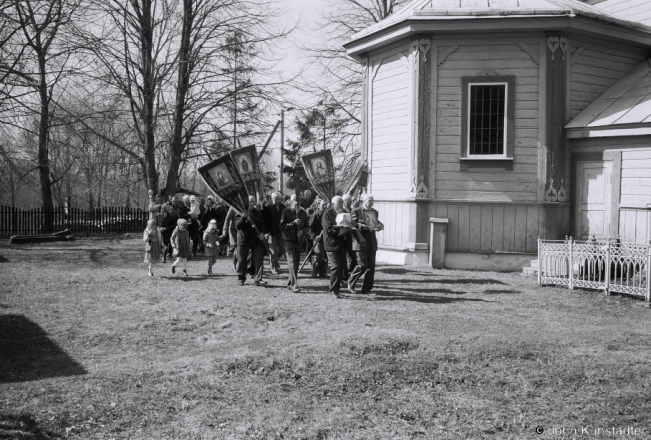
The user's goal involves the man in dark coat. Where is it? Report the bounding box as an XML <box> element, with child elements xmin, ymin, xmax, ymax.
<box><xmin>322</xmin><ymin>196</ymin><xmax>349</xmax><ymax>298</ymax></box>
<box><xmin>235</xmin><ymin>196</ymin><xmax>267</xmax><ymax>286</ymax></box>
<box><xmin>263</xmin><ymin>192</ymin><xmax>285</xmax><ymax>274</ymax></box>
<box><xmin>349</xmin><ymin>194</ymin><xmax>382</xmax><ymax>294</ymax></box>
<box><xmin>308</xmin><ymin>199</ymin><xmax>328</xmax><ymax>278</ymax></box>
<box><xmin>280</xmin><ymin>198</ymin><xmax>309</xmax><ymax>292</ymax></box>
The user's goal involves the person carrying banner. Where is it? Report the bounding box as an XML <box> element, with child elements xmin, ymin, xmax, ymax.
<box><xmin>322</xmin><ymin>196</ymin><xmax>349</xmax><ymax>298</ymax></box>
<box><xmin>263</xmin><ymin>192</ymin><xmax>285</xmax><ymax>274</ymax></box>
<box><xmin>308</xmin><ymin>199</ymin><xmax>328</xmax><ymax>278</ymax></box>
<box><xmin>280</xmin><ymin>197</ymin><xmax>309</xmax><ymax>292</ymax></box>
<box><xmin>349</xmin><ymin>194</ymin><xmax>382</xmax><ymax>294</ymax></box>
<box><xmin>235</xmin><ymin>196</ymin><xmax>267</xmax><ymax>286</ymax></box>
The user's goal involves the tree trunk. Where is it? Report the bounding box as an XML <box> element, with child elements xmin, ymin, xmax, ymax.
<box><xmin>164</xmin><ymin>0</ymin><xmax>193</xmax><ymax>197</ymax></box>
<box><xmin>139</xmin><ymin>0</ymin><xmax>158</xmax><ymax>195</ymax></box>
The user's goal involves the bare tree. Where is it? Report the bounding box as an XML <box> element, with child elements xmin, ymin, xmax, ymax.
<box><xmin>0</xmin><ymin>0</ymin><xmax>83</xmax><ymax>215</ymax></box>
<box><xmin>298</xmin><ymin>0</ymin><xmax>409</xmax><ymax>183</ymax></box>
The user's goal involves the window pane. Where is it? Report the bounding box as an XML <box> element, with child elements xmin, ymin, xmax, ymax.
<box><xmin>468</xmin><ymin>84</ymin><xmax>506</xmax><ymax>156</ymax></box>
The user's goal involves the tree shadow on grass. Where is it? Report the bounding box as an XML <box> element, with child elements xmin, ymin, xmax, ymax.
<box><xmin>0</xmin><ymin>412</ymin><xmax>62</xmax><ymax>439</ymax></box>
<box><xmin>378</xmin><ymin>278</ymin><xmax>508</xmax><ymax>286</ymax></box>
<box><xmin>346</xmin><ymin>290</ymin><xmax>491</xmax><ymax>304</ymax></box>
<box><xmin>161</xmin><ymin>275</ymin><xmax>221</xmax><ymax>282</ymax></box>
<box><xmin>0</xmin><ymin>255</ymin><xmax>8</xmax><ymax>263</ymax></box>
<box><xmin>375</xmin><ymin>267</ymin><xmax>435</xmax><ymax>276</ymax></box>
<box><xmin>0</xmin><ymin>315</ymin><xmax>87</xmax><ymax>384</ymax></box>
<box><xmin>388</xmin><ymin>287</ymin><xmax>459</xmax><ymax>295</ymax></box>
<box><xmin>483</xmin><ymin>289</ymin><xmax>521</xmax><ymax>294</ymax></box>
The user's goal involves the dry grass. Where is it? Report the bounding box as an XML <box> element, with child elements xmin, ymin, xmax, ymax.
<box><xmin>1</xmin><ymin>237</ymin><xmax>651</xmax><ymax>439</ymax></box>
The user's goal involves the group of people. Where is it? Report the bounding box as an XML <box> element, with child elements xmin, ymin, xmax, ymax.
<box><xmin>143</xmin><ymin>191</ymin><xmax>382</xmax><ymax>298</ymax></box>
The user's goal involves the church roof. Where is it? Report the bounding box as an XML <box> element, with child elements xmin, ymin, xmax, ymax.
<box><xmin>347</xmin><ymin>0</ymin><xmax>651</xmax><ymax>55</ymax></box>
<box><xmin>586</xmin><ymin>0</ymin><xmax>651</xmax><ymax>27</ymax></box>
<box><xmin>566</xmin><ymin>57</ymin><xmax>651</xmax><ymax>131</ymax></box>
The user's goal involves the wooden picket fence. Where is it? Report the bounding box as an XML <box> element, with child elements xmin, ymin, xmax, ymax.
<box><xmin>0</xmin><ymin>206</ymin><xmax>148</xmax><ymax>237</ymax></box>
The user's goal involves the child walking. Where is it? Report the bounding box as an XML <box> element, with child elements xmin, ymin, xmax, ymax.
<box><xmin>143</xmin><ymin>219</ymin><xmax>163</xmax><ymax>276</ymax></box>
<box><xmin>171</xmin><ymin>218</ymin><xmax>192</xmax><ymax>276</ymax></box>
<box><xmin>203</xmin><ymin>219</ymin><xmax>219</xmax><ymax>275</ymax></box>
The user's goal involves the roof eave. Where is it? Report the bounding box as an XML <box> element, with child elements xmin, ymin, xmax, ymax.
<box><xmin>345</xmin><ymin>15</ymin><xmax>651</xmax><ymax>62</ymax></box>
<box><xmin>566</xmin><ymin>124</ymin><xmax>651</xmax><ymax>139</ymax></box>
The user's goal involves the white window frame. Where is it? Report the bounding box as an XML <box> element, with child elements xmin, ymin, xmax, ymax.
<box><xmin>466</xmin><ymin>81</ymin><xmax>509</xmax><ymax>159</ymax></box>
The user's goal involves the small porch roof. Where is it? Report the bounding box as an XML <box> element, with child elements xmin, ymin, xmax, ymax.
<box><xmin>566</xmin><ymin>57</ymin><xmax>651</xmax><ymax>138</ymax></box>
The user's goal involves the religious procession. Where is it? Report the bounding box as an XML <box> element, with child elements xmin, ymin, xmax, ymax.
<box><xmin>143</xmin><ymin>147</ymin><xmax>382</xmax><ymax>299</ymax></box>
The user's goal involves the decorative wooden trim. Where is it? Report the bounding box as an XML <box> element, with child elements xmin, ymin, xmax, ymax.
<box><xmin>545</xmin><ymin>33</ymin><xmax>568</xmax><ymax>208</ymax></box>
<box><xmin>538</xmin><ymin>39</ymin><xmax>548</xmax><ymax>204</ymax></box>
<box><xmin>519</xmin><ymin>44</ymin><xmax>539</xmax><ymax>65</ymax></box>
<box><xmin>547</xmin><ymin>36</ymin><xmax>560</xmax><ymax>60</ymax></box>
<box><xmin>570</xmin><ymin>47</ymin><xmax>584</xmax><ymax>66</ymax></box>
<box><xmin>438</xmin><ymin>45</ymin><xmax>458</xmax><ymax>66</ymax></box>
<box><xmin>371</xmin><ymin>59</ymin><xmax>383</xmax><ymax>80</ymax></box>
<box><xmin>398</xmin><ymin>52</ymin><xmax>410</xmax><ymax>70</ymax></box>
<box><xmin>418</xmin><ymin>38</ymin><xmax>431</xmax><ymax>62</ymax></box>
<box><xmin>429</xmin><ymin>42</ymin><xmax>438</xmax><ymax>200</ymax></box>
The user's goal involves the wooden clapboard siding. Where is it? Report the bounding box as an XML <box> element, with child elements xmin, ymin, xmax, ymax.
<box><xmin>370</xmin><ymin>46</ymin><xmax>410</xmax><ymax>200</ymax></box>
<box><xmin>435</xmin><ymin>41</ymin><xmax>539</xmax><ymax>203</ymax></box>
<box><xmin>569</xmin><ymin>41</ymin><xmax>648</xmax><ymax>119</ymax></box>
<box><xmin>428</xmin><ymin>202</ymin><xmax>569</xmax><ymax>254</ymax></box>
<box><xmin>618</xmin><ymin>209</ymin><xmax>650</xmax><ymax>244</ymax></box>
<box><xmin>620</xmin><ymin>149</ymin><xmax>651</xmax><ymax>207</ymax></box>
<box><xmin>374</xmin><ymin>201</ymin><xmax>411</xmax><ymax>249</ymax></box>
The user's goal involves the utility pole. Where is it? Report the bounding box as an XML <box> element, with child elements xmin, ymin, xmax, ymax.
<box><xmin>280</xmin><ymin>109</ymin><xmax>284</xmax><ymax>192</ymax></box>
<box><xmin>279</xmin><ymin>107</ymin><xmax>295</xmax><ymax>193</ymax></box>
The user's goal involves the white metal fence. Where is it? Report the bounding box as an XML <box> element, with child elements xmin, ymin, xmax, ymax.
<box><xmin>538</xmin><ymin>237</ymin><xmax>651</xmax><ymax>301</ymax></box>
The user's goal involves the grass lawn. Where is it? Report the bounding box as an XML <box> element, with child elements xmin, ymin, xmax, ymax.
<box><xmin>1</xmin><ymin>237</ymin><xmax>651</xmax><ymax>439</ymax></box>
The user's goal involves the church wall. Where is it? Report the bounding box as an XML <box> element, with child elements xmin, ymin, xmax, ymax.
<box><xmin>433</xmin><ymin>37</ymin><xmax>541</xmax><ymax>203</ymax></box>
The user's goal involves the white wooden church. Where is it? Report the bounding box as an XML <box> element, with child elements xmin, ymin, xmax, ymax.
<box><xmin>345</xmin><ymin>0</ymin><xmax>651</xmax><ymax>270</ymax></box>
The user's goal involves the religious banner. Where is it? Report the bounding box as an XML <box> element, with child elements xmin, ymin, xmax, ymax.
<box><xmin>197</xmin><ymin>154</ymin><xmax>249</xmax><ymax>214</ymax></box>
<box><xmin>344</xmin><ymin>161</ymin><xmax>368</xmax><ymax>195</ymax></box>
<box><xmin>301</xmin><ymin>150</ymin><xmax>336</xmax><ymax>202</ymax></box>
<box><xmin>230</xmin><ymin>145</ymin><xmax>264</xmax><ymax>202</ymax></box>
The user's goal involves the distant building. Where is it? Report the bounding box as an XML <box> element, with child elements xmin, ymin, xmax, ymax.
<box><xmin>345</xmin><ymin>0</ymin><xmax>651</xmax><ymax>270</ymax></box>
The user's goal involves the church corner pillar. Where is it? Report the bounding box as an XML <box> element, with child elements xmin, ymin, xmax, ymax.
<box><xmin>543</xmin><ymin>33</ymin><xmax>569</xmax><ymax>206</ymax></box>
<box><xmin>406</xmin><ymin>37</ymin><xmax>432</xmax><ymax>257</ymax></box>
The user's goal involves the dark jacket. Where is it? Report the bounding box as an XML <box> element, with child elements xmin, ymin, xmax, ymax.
<box><xmin>263</xmin><ymin>203</ymin><xmax>285</xmax><ymax>237</ymax></box>
<box><xmin>280</xmin><ymin>207</ymin><xmax>309</xmax><ymax>245</ymax></box>
<box><xmin>160</xmin><ymin>205</ymin><xmax>178</xmax><ymax>231</ymax></box>
<box><xmin>308</xmin><ymin>210</ymin><xmax>324</xmax><ymax>240</ymax></box>
<box><xmin>322</xmin><ymin>207</ymin><xmax>346</xmax><ymax>252</ymax></box>
<box><xmin>201</xmin><ymin>206</ymin><xmax>221</xmax><ymax>229</ymax></box>
<box><xmin>235</xmin><ymin>208</ymin><xmax>266</xmax><ymax>247</ymax></box>
<box><xmin>351</xmin><ymin>207</ymin><xmax>379</xmax><ymax>252</ymax></box>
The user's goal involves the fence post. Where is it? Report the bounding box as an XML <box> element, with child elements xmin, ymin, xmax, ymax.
<box><xmin>537</xmin><ymin>236</ymin><xmax>541</xmax><ymax>286</ymax></box>
<box><xmin>646</xmin><ymin>240</ymin><xmax>651</xmax><ymax>302</ymax></box>
<box><xmin>568</xmin><ymin>236</ymin><xmax>574</xmax><ymax>291</ymax></box>
<box><xmin>605</xmin><ymin>239</ymin><xmax>611</xmax><ymax>296</ymax></box>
